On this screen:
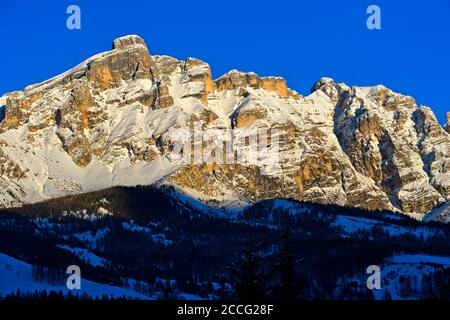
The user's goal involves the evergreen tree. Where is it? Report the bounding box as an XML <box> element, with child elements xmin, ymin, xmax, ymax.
<box><xmin>272</xmin><ymin>220</ymin><xmax>306</xmax><ymax>300</ymax></box>
<box><xmin>230</xmin><ymin>240</ymin><xmax>267</xmax><ymax>300</ymax></box>
<box><xmin>275</xmin><ymin>223</ymin><xmax>297</xmax><ymax>300</ymax></box>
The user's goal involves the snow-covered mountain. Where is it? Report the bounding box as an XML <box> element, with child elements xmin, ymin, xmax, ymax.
<box><xmin>0</xmin><ymin>35</ymin><xmax>448</xmax><ymax>218</ymax></box>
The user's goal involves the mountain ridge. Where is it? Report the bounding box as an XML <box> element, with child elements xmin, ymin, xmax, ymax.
<box><xmin>0</xmin><ymin>35</ymin><xmax>448</xmax><ymax>218</ymax></box>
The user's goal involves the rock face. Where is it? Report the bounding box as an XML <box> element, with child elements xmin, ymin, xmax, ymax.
<box><xmin>0</xmin><ymin>35</ymin><xmax>449</xmax><ymax>218</ymax></box>
<box><xmin>445</xmin><ymin>112</ymin><xmax>450</xmax><ymax>134</ymax></box>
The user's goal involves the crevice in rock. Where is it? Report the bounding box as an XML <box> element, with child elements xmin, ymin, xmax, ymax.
<box><xmin>55</xmin><ymin>109</ymin><xmax>62</xmax><ymax>127</ymax></box>
<box><xmin>0</xmin><ymin>105</ymin><xmax>5</xmax><ymax>123</ymax></box>
<box><xmin>412</xmin><ymin>108</ymin><xmax>448</xmax><ymax>200</ymax></box>
<box><xmin>378</xmin><ymin>133</ymin><xmax>403</xmax><ymax>211</ymax></box>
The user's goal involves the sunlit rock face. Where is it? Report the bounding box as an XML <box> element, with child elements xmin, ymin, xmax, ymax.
<box><xmin>0</xmin><ymin>35</ymin><xmax>448</xmax><ymax>218</ymax></box>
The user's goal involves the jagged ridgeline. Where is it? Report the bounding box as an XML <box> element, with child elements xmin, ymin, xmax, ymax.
<box><xmin>0</xmin><ymin>35</ymin><xmax>448</xmax><ymax>218</ymax></box>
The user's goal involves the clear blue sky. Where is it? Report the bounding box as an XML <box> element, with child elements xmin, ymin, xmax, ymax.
<box><xmin>1</xmin><ymin>0</ymin><xmax>449</xmax><ymax>123</ymax></box>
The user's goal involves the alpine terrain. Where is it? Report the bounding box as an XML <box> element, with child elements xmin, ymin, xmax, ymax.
<box><xmin>1</xmin><ymin>35</ymin><xmax>450</xmax><ymax>300</ymax></box>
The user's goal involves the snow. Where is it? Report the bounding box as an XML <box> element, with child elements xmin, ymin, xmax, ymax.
<box><xmin>23</xmin><ymin>51</ymin><xmax>109</xmax><ymax>96</ymax></box>
<box><xmin>0</xmin><ymin>129</ymin><xmax>181</xmax><ymax>204</ymax></box>
<box><xmin>333</xmin><ymin>215</ymin><xmax>438</xmax><ymax>239</ymax></box>
<box><xmin>0</xmin><ymin>253</ymin><xmax>149</xmax><ymax>299</ymax></box>
<box><xmin>390</xmin><ymin>254</ymin><xmax>450</xmax><ymax>265</ymax></box>
<box><xmin>74</xmin><ymin>228</ymin><xmax>111</xmax><ymax>249</ymax></box>
<box><xmin>370</xmin><ymin>254</ymin><xmax>450</xmax><ymax>300</ymax></box>
<box><xmin>423</xmin><ymin>201</ymin><xmax>450</xmax><ymax>223</ymax></box>
<box><xmin>0</xmin><ymin>253</ymin><xmax>211</xmax><ymax>300</ymax></box>
<box><xmin>97</xmin><ymin>207</ymin><xmax>113</xmax><ymax>215</ymax></box>
<box><xmin>56</xmin><ymin>245</ymin><xmax>107</xmax><ymax>267</ymax></box>
<box><xmin>122</xmin><ymin>220</ymin><xmax>173</xmax><ymax>246</ymax></box>
<box><xmin>0</xmin><ymin>37</ymin><xmax>448</xmax><ymax>218</ymax></box>
<box><xmin>159</xmin><ymin>179</ymin><xmax>250</xmax><ymax>211</ymax></box>
<box><xmin>122</xmin><ymin>220</ymin><xmax>152</xmax><ymax>233</ymax></box>
<box><xmin>178</xmin><ymin>293</ymin><xmax>205</xmax><ymax>300</ymax></box>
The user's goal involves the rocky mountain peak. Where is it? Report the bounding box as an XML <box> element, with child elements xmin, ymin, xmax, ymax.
<box><xmin>311</xmin><ymin>77</ymin><xmax>351</xmax><ymax>101</ymax></box>
<box><xmin>213</xmin><ymin>69</ymin><xmax>298</xmax><ymax>99</ymax></box>
<box><xmin>0</xmin><ymin>35</ymin><xmax>448</xmax><ymax>218</ymax></box>
<box><xmin>311</xmin><ymin>77</ymin><xmax>335</xmax><ymax>92</ymax></box>
<box><xmin>112</xmin><ymin>35</ymin><xmax>147</xmax><ymax>50</ymax></box>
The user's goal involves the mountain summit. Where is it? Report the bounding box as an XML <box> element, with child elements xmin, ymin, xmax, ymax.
<box><xmin>0</xmin><ymin>35</ymin><xmax>448</xmax><ymax>218</ymax></box>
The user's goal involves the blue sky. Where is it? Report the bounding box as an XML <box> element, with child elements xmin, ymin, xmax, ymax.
<box><xmin>1</xmin><ymin>0</ymin><xmax>449</xmax><ymax>123</ymax></box>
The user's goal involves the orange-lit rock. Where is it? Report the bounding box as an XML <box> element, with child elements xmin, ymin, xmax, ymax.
<box><xmin>260</xmin><ymin>77</ymin><xmax>288</xmax><ymax>97</ymax></box>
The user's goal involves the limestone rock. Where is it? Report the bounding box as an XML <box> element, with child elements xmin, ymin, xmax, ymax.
<box><xmin>112</xmin><ymin>35</ymin><xmax>147</xmax><ymax>50</ymax></box>
<box><xmin>0</xmin><ymin>35</ymin><xmax>448</xmax><ymax>219</ymax></box>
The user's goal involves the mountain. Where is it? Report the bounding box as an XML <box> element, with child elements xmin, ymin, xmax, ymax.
<box><xmin>2</xmin><ymin>185</ymin><xmax>450</xmax><ymax>300</ymax></box>
<box><xmin>0</xmin><ymin>35</ymin><xmax>448</xmax><ymax>218</ymax></box>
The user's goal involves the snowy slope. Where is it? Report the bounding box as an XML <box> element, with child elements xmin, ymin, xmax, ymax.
<box><xmin>374</xmin><ymin>254</ymin><xmax>450</xmax><ymax>300</ymax></box>
<box><xmin>0</xmin><ymin>253</ymin><xmax>149</xmax><ymax>299</ymax></box>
